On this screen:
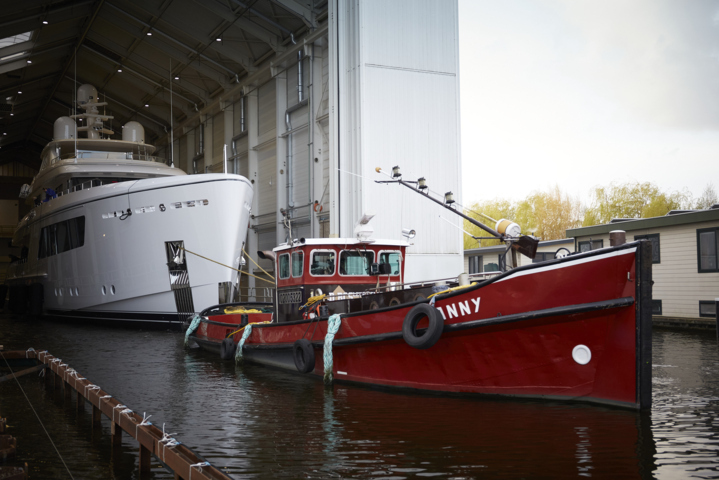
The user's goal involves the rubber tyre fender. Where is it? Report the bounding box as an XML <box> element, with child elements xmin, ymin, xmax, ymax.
<box><xmin>220</xmin><ymin>337</ymin><xmax>236</xmax><ymax>360</ymax></box>
<box><xmin>402</xmin><ymin>303</ymin><xmax>444</xmax><ymax>350</ymax></box>
<box><xmin>293</xmin><ymin>339</ymin><xmax>315</xmax><ymax>373</ymax></box>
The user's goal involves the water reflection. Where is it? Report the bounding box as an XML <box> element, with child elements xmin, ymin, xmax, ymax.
<box><xmin>1</xmin><ymin>315</ymin><xmax>718</xmax><ymax>478</ymax></box>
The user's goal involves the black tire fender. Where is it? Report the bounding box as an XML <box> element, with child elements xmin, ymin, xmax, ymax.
<box><xmin>402</xmin><ymin>303</ymin><xmax>444</xmax><ymax>350</ymax></box>
<box><xmin>293</xmin><ymin>338</ymin><xmax>315</xmax><ymax>373</ymax></box>
<box><xmin>220</xmin><ymin>337</ymin><xmax>236</xmax><ymax>360</ymax></box>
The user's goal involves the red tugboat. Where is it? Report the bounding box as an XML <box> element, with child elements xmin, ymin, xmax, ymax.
<box><xmin>187</xmin><ymin>168</ymin><xmax>652</xmax><ymax>410</ymax></box>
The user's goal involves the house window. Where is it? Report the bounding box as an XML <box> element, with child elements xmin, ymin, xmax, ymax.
<box><xmin>468</xmin><ymin>255</ymin><xmax>482</xmax><ymax>273</ymax></box>
<box><xmin>578</xmin><ymin>239</ymin><xmax>603</xmax><ymax>253</ymax></box>
<box><xmin>697</xmin><ymin>228</ymin><xmax>719</xmax><ymax>273</ymax></box>
<box><xmin>634</xmin><ymin>234</ymin><xmax>660</xmax><ymax>264</ymax></box>
<box><xmin>652</xmin><ymin>300</ymin><xmax>662</xmax><ymax>315</ymax></box>
<box><xmin>699</xmin><ymin>301</ymin><xmax>716</xmax><ymax>318</ymax></box>
<box><xmin>532</xmin><ymin>252</ymin><xmax>556</xmax><ymax>263</ymax></box>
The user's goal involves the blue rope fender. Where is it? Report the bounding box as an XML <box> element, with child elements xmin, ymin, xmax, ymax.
<box><xmin>235</xmin><ymin>324</ymin><xmax>254</xmax><ymax>364</ymax></box>
<box><xmin>323</xmin><ymin>314</ymin><xmax>342</xmax><ymax>385</ymax></box>
<box><xmin>184</xmin><ymin>314</ymin><xmax>202</xmax><ymax>347</ymax></box>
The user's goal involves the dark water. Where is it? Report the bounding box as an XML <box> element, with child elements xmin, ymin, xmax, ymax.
<box><xmin>1</xmin><ymin>314</ymin><xmax>718</xmax><ymax>479</ymax></box>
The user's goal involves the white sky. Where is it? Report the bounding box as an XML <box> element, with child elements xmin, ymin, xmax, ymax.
<box><xmin>458</xmin><ymin>0</ymin><xmax>719</xmax><ymax>205</ymax></box>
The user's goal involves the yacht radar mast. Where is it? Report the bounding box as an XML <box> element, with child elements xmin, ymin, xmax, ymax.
<box><xmin>71</xmin><ymin>84</ymin><xmax>114</xmax><ymax>139</ymax></box>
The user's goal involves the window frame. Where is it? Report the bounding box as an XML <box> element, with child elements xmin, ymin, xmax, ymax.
<box><xmin>309</xmin><ymin>249</ymin><xmax>336</xmax><ymax>277</ymax></box>
<box><xmin>699</xmin><ymin>301</ymin><xmax>716</xmax><ymax>318</ymax></box>
<box><xmin>291</xmin><ymin>251</ymin><xmax>304</xmax><ymax>278</ymax></box>
<box><xmin>577</xmin><ymin>239</ymin><xmax>604</xmax><ymax>253</ymax></box>
<box><xmin>651</xmin><ymin>299</ymin><xmax>662</xmax><ymax>316</ymax></box>
<box><xmin>378</xmin><ymin>249</ymin><xmax>402</xmax><ymax>276</ymax></box>
<box><xmin>697</xmin><ymin>227</ymin><xmax>719</xmax><ymax>273</ymax></box>
<box><xmin>277</xmin><ymin>253</ymin><xmax>291</xmax><ymax>280</ymax></box>
<box><xmin>338</xmin><ymin>249</ymin><xmax>375</xmax><ymax>277</ymax></box>
<box><xmin>634</xmin><ymin>233</ymin><xmax>660</xmax><ymax>264</ymax></box>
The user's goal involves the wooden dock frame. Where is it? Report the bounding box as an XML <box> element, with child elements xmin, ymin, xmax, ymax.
<box><xmin>1</xmin><ymin>350</ymin><xmax>233</xmax><ymax>480</ymax></box>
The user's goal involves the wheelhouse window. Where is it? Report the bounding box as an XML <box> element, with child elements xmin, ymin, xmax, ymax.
<box><xmin>634</xmin><ymin>234</ymin><xmax>660</xmax><ymax>264</ymax></box>
<box><xmin>697</xmin><ymin>228</ymin><xmax>719</xmax><ymax>273</ymax></box>
<box><xmin>310</xmin><ymin>250</ymin><xmax>335</xmax><ymax>276</ymax></box>
<box><xmin>339</xmin><ymin>250</ymin><xmax>374</xmax><ymax>276</ymax></box>
<box><xmin>578</xmin><ymin>239</ymin><xmax>603</xmax><ymax>252</ymax></box>
<box><xmin>38</xmin><ymin>216</ymin><xmax>85</xmax><ymax>259</ymax></box>
<box><xmin>291</xmin><ymin>251</ymin><xmax>304</xmax><ymax>277</ymax></box>
<box><xmin>278</xmin><ymin>253</ymin><xmax>290</xmax><ymax>279</ymax></box>
<box><xmin>379</xmin><ymin>251</ymin><xmax>401</xmax><ymax>275</ymax></box>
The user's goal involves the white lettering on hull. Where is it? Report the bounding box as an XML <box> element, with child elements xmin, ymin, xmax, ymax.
<box><xmin>436</xmin><ymin>295</ymin><xmax>481</xmax><ymax>320</ymax></box>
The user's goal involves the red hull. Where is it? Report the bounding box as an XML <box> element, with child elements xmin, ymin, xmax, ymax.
<box><xmin>190</xmin><ymin>242</ymin><xmax>652</xmax><ymax>409</ymax></box>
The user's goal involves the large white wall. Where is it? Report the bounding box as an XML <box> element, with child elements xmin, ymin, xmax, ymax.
<box><xmin>330</xmin><ymin>0</ymin><xmax>464</xmax><ymax>281</ymax></box>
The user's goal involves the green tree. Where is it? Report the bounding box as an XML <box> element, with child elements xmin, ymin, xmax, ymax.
<box><xmin>514</xmin><ymin>185</ymin><xmax>582</xmax><ymax>241</ymax></box>
<box><xmin>463</xmin><ymin>198</ymin><xmax>515</xmax><ymax>249</ymax></box>
<box><xmin>582</xmin><ymin>181</ymin><xmax>688</xmax><ymax>226</ymax></box>
<box><xmin>695</xmin><ymin>183</ymin><xmax>718</xmax><ymax>210</ymax></box>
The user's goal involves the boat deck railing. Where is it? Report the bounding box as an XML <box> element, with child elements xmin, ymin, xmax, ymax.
<box><xmin>42</xmin><ymin>151</ymin><xmax>170</xmax><ymax>170</ymax></box>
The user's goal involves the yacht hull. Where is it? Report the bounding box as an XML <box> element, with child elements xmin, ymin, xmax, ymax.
<box><xmin>7</xmin><ymin>174</ymin><xmax>253</xmax><ymax>329</ymax></box>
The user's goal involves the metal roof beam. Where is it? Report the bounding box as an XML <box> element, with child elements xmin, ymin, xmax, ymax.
<box><xmin>269</xmin><ymin>0</ymin><xmax>315</xmax><ymax>28</ymax></box>
<box><xmin>197</xmin><ymin>0</ymin><xmax>286</xmax><ymax>52</ymax></box>
<box><xmin>82</xmin><ymin>44</ymin><xmax>203</xmax><ymax>106</ymax></box>
<box><xmin>105</xmin><ymin>2</ymin><xmax>248</xmax><ymax>77</ymax></box>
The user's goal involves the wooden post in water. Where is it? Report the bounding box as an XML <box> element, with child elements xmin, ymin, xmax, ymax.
<box><xmin>111</xmin><ymin>421</ymin><xmax>122</xmax><ymax>446</ymax></box>
<box><xmin>76</xmin><ymin>390</ymin><xmax>84</xmax><ymax>411</ymax></box>
<box><xmin>64</xmin><ymin>379</ymin><xmax>71</xmax><ymax>401</ymax></box>
<box><xmin>92</xmin><ymin>405</ymin><xmax>102</xmax><ymax>426</ymax></box>
<box><xmin>139</xmin><ymin>444</ymin><xmax>152</xmax><ymax>473</ymax></box>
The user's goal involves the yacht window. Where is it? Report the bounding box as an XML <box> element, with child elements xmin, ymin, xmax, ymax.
<box><xmin>379</xmin><ymin>251</ymin><xmax>401</xmax><ymax>275</ymax></box>
<box><xmin>278</xmin><ymin>253</ymin><xmax>290</xmax><ymax>279</ymax></box>
<box><xmin>291</xmin><ymin>251</ymin><xmax>304</xmax><ymax>277</ymax></box>
<box><xmin>339</xmin><ymin>250</ymin><xmax>374</xmax><ymax>276</ymax></box>
<box><xmin>310</xmin><ymin>250</ymin><xmax>336</xmax><ymax>276</ymax></box>
<box><xmin>37</xmin><ymin>216</ymin><xmax>86</xmax><ymax>259</ymax></box>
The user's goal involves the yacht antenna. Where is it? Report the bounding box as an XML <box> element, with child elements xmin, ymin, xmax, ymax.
<box><xmin>170</xmin><ymin>58</ymin><xmax>174</xmax><ymax>167</ymax></box>
<box><xmin>74</xmin><ymin>47</ymin><xmax>77</xmax><ymax>159</ymax></box>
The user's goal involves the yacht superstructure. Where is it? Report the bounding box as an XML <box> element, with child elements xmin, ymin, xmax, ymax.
<box><xmin>5</xmin><ymin>85</ymin><xmax>253</xmax><ymax>328</ymax></box>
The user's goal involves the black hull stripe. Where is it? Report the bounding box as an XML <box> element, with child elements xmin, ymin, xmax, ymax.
<box><xmin>196</xmin><ymin>297</ymin><xmax>635</xmax><ymax>349</ymax></box>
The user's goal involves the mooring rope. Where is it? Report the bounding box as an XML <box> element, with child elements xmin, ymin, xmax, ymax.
<box><xmin>184</xmin><ymin>314</ymin><xmax>202</xmax><ymax>347</ymax></box>
<box><xmin>323</xmin><ymin>314</ymin><xmax>342</xmax><ymax>385</ymax></box>
<box><xmin>189</xmin><ymin>461</ymin><xmax>211</xmax><ymax>480</ymax></box>
<box><xmin>242</xmin><ymin>246</ymin><xmax>275</xmax><ymax>280</ymax></box>
<box><xmin>235</xmin><ymin>324</ymin><xmax>254</xmax><ymax>364</ymax></box>
<box><xmin>135</xmin><ymin>412</ymin><xmax>152</xmax><ymax>437</ymax></box>
<box><xmin>179</xmin><ymin>246</ymin><xmax>275</xmax><ymax>285</ymax></box>
<box><xmin>0</xmin><ymin>350</ymin><xmax>75</xmax><ymax>479</ymax></box>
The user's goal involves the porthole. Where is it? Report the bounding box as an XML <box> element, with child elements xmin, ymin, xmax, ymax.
<box><xmin>111</xmin><ymin>285</ymin><xmax>116</xmax><ymax>295</ymax></box>
<box><xmin>572</xmin><ymin>345</ymin><xmax>592</xmax><ymax>365</ymax></box>
<box><xmin>75</xmin><ymin>287</ymin><xmax>79</xmax><ymax>296</ymax></box>
<box><xmin>102</xmin><ymin>286</ymin><xmax>106</xmax><ymax>295</ymax></box>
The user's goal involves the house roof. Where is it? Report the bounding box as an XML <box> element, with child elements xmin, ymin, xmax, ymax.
<box><xmin>566</xmin><ymin>208</ymin><xmax>719</xmax><ymax>238</ymax></box>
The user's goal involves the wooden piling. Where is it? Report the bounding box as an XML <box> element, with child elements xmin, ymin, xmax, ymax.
<box><xmin>3</xmin><ymin>350</ymin><xmax>233</xmax><ymax>480</ymax></box>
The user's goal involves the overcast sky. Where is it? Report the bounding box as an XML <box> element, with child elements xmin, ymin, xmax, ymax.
<box><xmin>458</xmin><ymin>0</ymin><xmax>719</xmax><ymax>205</ymax></box>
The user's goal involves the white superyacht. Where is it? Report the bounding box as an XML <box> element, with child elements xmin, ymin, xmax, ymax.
<box><xmin>5</xmin><ymin>84</ymin><xmax>253</xmax><ymax>328</ymax></box>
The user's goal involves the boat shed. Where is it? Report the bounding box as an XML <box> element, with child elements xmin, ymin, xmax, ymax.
<box><xmin>566</xmin><ymin>207</ymin><xmax>719</xmax><ymax>326</ymax></box>
<box><xmin>0</xmin><ymin>0</ymin><xmax>464</xmax><ymax>289</ymax></box>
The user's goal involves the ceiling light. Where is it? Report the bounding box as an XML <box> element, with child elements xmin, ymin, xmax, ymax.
<box><xmin>117</xmin><ymin>68</ymin><xmax>122</xmax><ymax>72</ymax></box>
<box><xmin>42</xmin><ymin>20</ymin><xmax>48</xmax><ymax>25</ymax></box>
<box><xmin>17</xmin><ymin>91</ymin><xmax>21</xmax><ymax>94</ymax></box>
<box><xmin>144</xmin><ymin>104</ymin><xmax>149</xmax><ymax>107</ymax></box>
<box><xmin>216</xmin><ymin>37</ymin><xmax>222</xmax><ymax>42</ymax></box>
<box><xmin>3</xmin><ymin>133</ymin><xmax>6</xmax><ymax>136</ymax></box>
<box><xmin>174</xmin><ymin>76</ymin><xmax>179</xmax><ymax>80</ymax></box>
<box><xmin>146</xmin><ymin>32</ymin><xmax>152</xmax><ymax>36</ymax></box>
<box><xmin>10</xmin><ymin>113</ymin><xmax>13</xmax><ymax>116</ymax></box>
<box><xmin>26</xmin><ymin>60</ymin><xmax>32</xmax><ymax>64</ymax></box>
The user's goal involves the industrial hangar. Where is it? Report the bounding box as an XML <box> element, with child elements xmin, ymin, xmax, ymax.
<box><xmin>0</xmin><ymin>0</ymin><xmax>463</xmax><ymax>289</ymax></box>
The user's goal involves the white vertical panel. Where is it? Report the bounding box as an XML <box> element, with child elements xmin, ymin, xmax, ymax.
<box><xmin>257</xmin><ymin>145</ymin><xmax>277</xmax><ymax>216</ymax></box>
<box><xmin>234</xmin><ymin>136</ymin><xmax>248</xmax><ymax>178</ymax></box>
<box><xmin>212</xmin><ymin>112</ymin><xmax>224</xmax><ymax>166</ymax></box>
<box><xmin>258</xmin><ymin>80</ymin><xmax>276</xmax><ymax>141</ymax></box>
